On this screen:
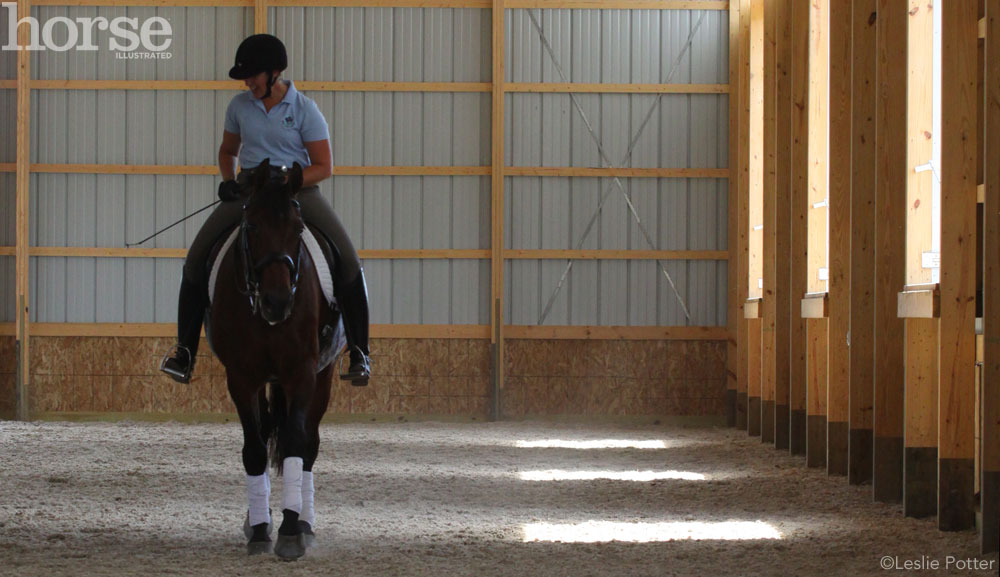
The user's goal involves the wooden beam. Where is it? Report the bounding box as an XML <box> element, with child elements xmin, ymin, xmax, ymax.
<box><xmin>503</xmin><ymin>250</ymin><xmax>728</xmax><ymax>260</ymax></box>
<box><xmin>336</xmin><ymin>166</ymin><xmax>490</xmax><ymax>176</ymax></box>
<box><xmin>806</xmin><ymin>317</ymin><xmax>829</xmax><ymax>468</ymax></box>
<box><xmin>504</xmin><ymin>1</ymin><xmax>729</xmax><ymax>9</ymax></box>
<box><xmin>746</xmin><ymin>0</ymin><xmax>764</xmax><ymax>438</ymax></box>
<box><xmin>15</xmin><ymin>0</ymin><xmax>31</xmax><ymax>422</ymax></box>
<box><xmin>897</xmin><ymin>283</ymin><xmax>940</xmax><ymax>319</ymax></box>
<box><xmin>27</xmin><ymin>80</ymin><xmax>493</xmax><ymax>92</ymax></box>
<box><xmin>982</xmin><ymin>0</ymin><xmax>1000</xmax><ymax>554</ymax></box>
<box><xmin>849</xmin><ymin>0</ymin><xmax>877</xmax><ymax>487</ymax></box>
<box><xmin>504</xmin><ymin>167</ymin><xmax>729</xmax><ymax>178</ymax></box>
<box><xmin>11</xmin><ymin>247</ymin><xmax>492</xmax><ymax>260</ymax></box>
<box><xmin>33</xmin><ymin>0</ymin><xmax>252</xmax><ymax>5</ymax></box>
<box><xmin>271</xmin><ymin>0</ymin><xmax>490</xmax><ymax>6</ymax></box>
<box><xmin>903</xmin><ymin>317</ymin><xmax>939</xmax><ymax>518</ymax></box>
<box><xmin>7</xmin><ymin>164</ymin><xmax>727</xmax><ymax>178</ymax></box>
<box><xmin>788</xmin><ymin>0</ymin><xmax>809</xmax><ymax>456</ymax></box>
<box><xmin>761</xmin><ymin>0</ymin><xmax>777</xmax><ymax>446</ymax></box>
<box><xmin>748</xmin><ymin>318</ymin><xmax>763</xmax><ymax>436</ymax></box>
<box><xmin>28</xmin><ymin>0</ymin><xmax>729</xmax><ymax>7</ymax></box>
<box><xmin>727</xmin><ymin>0</ymin><xmax>741</xmax><ymax>427</ymax></box>
<box><xmin>504</xmin><ymin>83</ymin><xmax>729</xmax><ymax>94</ymax></box>
<box><xmin>937</xmin><ymin>0</ymin><xmax>979</xmax><ymax>531</ymax></box>
<box><xmin>773</xmin><ymin>0</ymin><xmax>792</xmax><ymax>451</ymax></box>
<box><xmin>504</xmin><ymin>325</ymin><xmax>729</xmax><ymax>340</ymax></box>
<box><xmin>744</xmin><ymin>298</ymin><xmax>761</xmax><ymax>319</ymax></box>
<box><xmin>873</xmin><ymin>0</ymin><xmax>907</xmax><ymax>505</ymax></box>
<box><xmin>737</xmin><ymin>0</ymin><xmax>752</xmax><ymax>431</ymax></box>
<box><xmin>805</xmin><ymin>0</ymin><xmax>829</xmax><ymax>472</ymax></box>
<box><xmin>826</xmin><ymin>0</ymin><xmax>851</xmax><ymax>477</ymax></box>
<box><xmin>491</xmin><ymin>0</ymin><xmax>505</xmax><ymax>421</ymax></box>
<box><xmin>254</xmin><ymin>0</ymin><xmax>267</xmax><ymax>33</ymax></box>
<box><xmin>0</xmin><ymin>322</ymin><xmax>727</xmax><ymax>340</ymax></box>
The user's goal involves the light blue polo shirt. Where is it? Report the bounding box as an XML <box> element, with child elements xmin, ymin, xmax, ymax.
<box><xmin>223</xmin><ymin>80</ymin><xmax>329</xmax><ymax>170</ymax></box>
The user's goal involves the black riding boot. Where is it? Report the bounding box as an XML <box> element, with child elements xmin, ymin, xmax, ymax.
<box><xmin>336</xmin><ymin>269</ymin><xmax>371</xmax><ymax>386</ymax></box>
<box><xmin>160</xmin><ymin>277</ymin><xmax>207</xmax><ymax>384</ymax></box>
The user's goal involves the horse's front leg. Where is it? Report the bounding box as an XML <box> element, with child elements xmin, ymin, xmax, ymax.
<box><xmin>228</xmin><ymin>373</ymin><xmax>273</xmax><ymax>555</ymax></box>
<box><xmin>274</xmin><ymin>368</ymin><xmax>316</xmax><ymax>560</ymax></box>
<box><xmin>298</xmin><ymin>364</ymin><xmax>333</xmax><ymax>548</ymax></box>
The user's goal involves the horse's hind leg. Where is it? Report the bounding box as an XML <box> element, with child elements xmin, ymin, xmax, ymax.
<box><xmin>229</xmin><ymin>375</ymin><xmax>273</xmax><ymax>555</ymax></box>
<box><xmin>299</xmin><ymin>365</ymin><xmax>333</xmax><ymax>548</ymax></box>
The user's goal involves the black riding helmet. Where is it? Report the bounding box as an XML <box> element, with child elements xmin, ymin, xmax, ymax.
<box><xmin>229</xmin><ymin>34</ymin><xmax>287</xmax><ymax>99</ymax></box>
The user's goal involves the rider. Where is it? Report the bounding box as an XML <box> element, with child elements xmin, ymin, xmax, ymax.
<box><xmin>160</xmin><ymin>34</ymin><xmax>371</xmax><ymax>386</ymax></box>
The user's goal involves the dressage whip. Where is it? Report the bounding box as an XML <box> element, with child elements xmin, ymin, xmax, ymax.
<box><xmin>125</xmin><ymin>199</ymin><xmax>221</xmax><ymax>248</ymax></box>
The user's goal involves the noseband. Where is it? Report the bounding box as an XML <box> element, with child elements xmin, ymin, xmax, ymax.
<box><xmin>236</xmin><ymin>200</ymin><xmax>304</xmax><ymax>318</ymax></box>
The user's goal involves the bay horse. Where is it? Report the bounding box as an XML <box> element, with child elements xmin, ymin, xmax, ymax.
<box><xmin>205</xmin><ymin>159</ymin><xmax>341</xmax><ymax>560</ymax></box>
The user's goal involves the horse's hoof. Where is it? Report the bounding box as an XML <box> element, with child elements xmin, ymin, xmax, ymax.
<box><xmin>298</xmin><ymin>521</ymin><xmax>315</xmax><ymax>549</ymax></box>
<box><xmin>243</xmin><ymin>510</ymin><xmax>273</xmax><ymax>540</ymax></box>
<box><xmin>274</xmin><ymin>533</ymin><xmax>306</xmax><ymax>560</ymax></box>
<box><xmin>246</xmin><ymin>539</ymin><xmax>272</xmax><ymax>556</ymax></box>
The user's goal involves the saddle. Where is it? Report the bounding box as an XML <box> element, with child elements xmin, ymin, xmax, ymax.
<box><xmin>203</xmin><ymin>224</ymin><xmax>346</xmax><ymax>375</ymax></box>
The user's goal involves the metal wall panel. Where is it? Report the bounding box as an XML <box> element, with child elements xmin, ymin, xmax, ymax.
<box><xmin>17</xmin><ymin>6</ymin><xmax>725</xmax><ymax>328</ymax></box>
<box><xmin>504</xmin><ymin>8</ymin><xmax>729</xmax><ymax>326</ymax></box>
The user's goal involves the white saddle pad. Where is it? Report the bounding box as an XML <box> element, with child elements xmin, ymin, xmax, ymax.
<box><xmin>208</xmin><ymin>227</ymin><xmax>336</xmax><ymax>307</ymax></box>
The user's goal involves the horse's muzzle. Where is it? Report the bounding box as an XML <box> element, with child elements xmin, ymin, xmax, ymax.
<box><xmin>260</xmin><ymin>291</ymin><xmax>294</xmax><ymax>325</ymax></box>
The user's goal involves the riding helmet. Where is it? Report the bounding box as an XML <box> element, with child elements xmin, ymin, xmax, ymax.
<box><xmin>229</xmin><ymin>34</ymin><xmax>288</xmax><ymax>79</ymax></box>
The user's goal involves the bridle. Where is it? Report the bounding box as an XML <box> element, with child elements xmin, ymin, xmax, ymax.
<box><xmin>235</xmin><ymin>196</ymin><xmax>304</xmax><ymax>319</ymax></box>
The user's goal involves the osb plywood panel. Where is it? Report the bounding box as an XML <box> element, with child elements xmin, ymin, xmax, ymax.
<box><xmin>23</xmin><ymin>337</ymin><xmax>491</xmax><ymax>418</ymax></box>
<box><xmin>503</xmin><ymin>339</ymin><xmax>727</xmax><ymax>418</ymax></box>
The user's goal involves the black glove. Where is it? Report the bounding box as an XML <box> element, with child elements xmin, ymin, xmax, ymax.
<box><xmin>218</xmin><ymin>179</ymin><xmax>241</xmax><ymax>202</ymax></box>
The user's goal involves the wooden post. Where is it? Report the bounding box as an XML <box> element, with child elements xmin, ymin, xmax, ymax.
<box><xmin>748</xmin><ymin>0</ymin><xmax>764</xmax><ymax>437</ymax></box>
<box><xmin>254</xmin><ymin>0</ymin><xmax>267</xmax><ymax>33</ymax></box>
<box><xmin>807</xmin><ymin>316</ymin><xmax>828</xmax><ymax>467</ymax></box>
<box><xmin>827</xmin><ymin>0</ymin><xmax>851</xmax><ymax>477</ymax></box>
<box><xmin>849</xmin><ymin>0</ymin><xmax>877</xmax><ymax>486</ymax></box>
<box><xmin>748</xmin><ymin>316</ymin><xmax>762</xmax><ymax>436</ymax></box>
<box><xmin>937</xmin><ymin>0</ymin><xmax>978</xmax><ymax>532</ymax></box>
<box><xmin>491</xmin><ymin>0</ymin><xmax>505</xmax><ymax>420</ymax></box>
<box><xmin>901</xmin><ymin>0</ymin><xmax>937</xmax><ymax>519</ymax></box>
<box><xmin>773</xmin><ymin>0</ymin><xmax>792</xmax><ymax>451</ymax></box>
<box><xmin>788</xmin><ymin>0</ymin><xmax>809</xmax><ymax>456</ymax></box>
<box><xmin>728</xmin><ymin>0</ymin><xmax>741</xmax><ymax>428</ymax></box>
<box><xmin>737</xmin><ymin>0</ymin><xmax>752</xmax><ymax>431</ymax></box>
<box><xmin>15</xmin><ymin>0</ymin><xmax>31</xmax><ymax>422</ymax></box>
<box><xmin>982</xmin><ymin>0</ymin><xmax>1000</xmax><ymax>554</ymax></box>
<box><xmin>805</xmin><ymin>0</ymin><xmax>829</xmax><ymax>470</ymax></box>
<box><xmin>874</xmin><ymin>0</ymin><xmax>907</xmax><ymax>504</ymax></box>
<box><xmin>761</xmin><ymin>0</ymin><xmax>777</xmax><ymax>445</ymax></box>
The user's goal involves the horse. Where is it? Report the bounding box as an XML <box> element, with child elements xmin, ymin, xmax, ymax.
<box><xmin>204</xmin><ymin>159</ymin><xmax>342</xmax><ymax>560</ymax></box>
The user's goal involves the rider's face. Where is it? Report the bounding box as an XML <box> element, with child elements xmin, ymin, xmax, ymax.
<box><xmin>244</xmin><ymin>71</ymin><xmax>276</xmax><ymax>100</ymax></box>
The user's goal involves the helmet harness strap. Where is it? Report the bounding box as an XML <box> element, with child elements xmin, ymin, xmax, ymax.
<box><xmin>263</xmin><ymin>71</ymin><xmax>276</xmax><ymax>100</ymax></box>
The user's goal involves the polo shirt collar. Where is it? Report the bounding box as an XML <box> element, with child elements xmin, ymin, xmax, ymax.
<box><xmin>252</xmin><ymin>79</ymin><xmax>296</xmax><ymax>112</ymax></box>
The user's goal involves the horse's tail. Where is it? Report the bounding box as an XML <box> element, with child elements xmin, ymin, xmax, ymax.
<box><xmin>267</xmin><ymin>382</ymin><xmax>287</xmax><ymax>476</ymax></box>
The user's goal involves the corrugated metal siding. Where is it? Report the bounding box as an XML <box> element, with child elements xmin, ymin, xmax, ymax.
<box><xmin>19</xmin><ymin>6</ymin><xmax>726</xmax><ymax>327</ymax></box>
<box><xmin>24</xmin><ymin>6</ymin><xmax>493</xmax><ymax>325</ymax></box>
<box><xmin>504</xmin><ymin>8</ymin><xmax>728</xmax><ymax>326</ymax></box>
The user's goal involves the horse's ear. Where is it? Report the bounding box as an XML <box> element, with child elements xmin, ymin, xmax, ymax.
<box><xmin>288</xmin><ymin>162</ymin><xmax>304</xmax><ymax>193</ymax></box>
<box><xmin>253</xmin><ymin>158</ymin><xmax>272</xmax><ymax>190</ymax></box>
